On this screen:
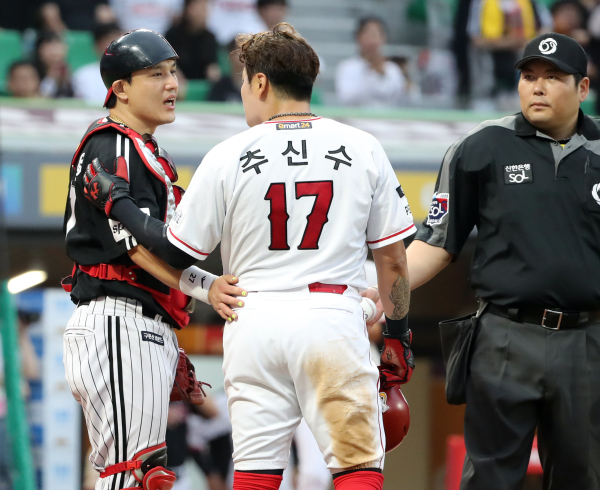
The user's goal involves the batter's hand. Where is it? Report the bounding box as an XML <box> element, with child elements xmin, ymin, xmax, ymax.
<box><xmin>360</xmin><ymin>287</ymin><xmax>384</xmax><ymax>327</ymax></box>
<box><xmin>380</xmin><ymin>330</ymin><xmax>415</xmax><ymax>384</ymax></box>
<box><xmin>83</xmin><ymin>157</ymin><xmax>133</xmax><ymax>217</ymax></box>
<box><xmin>209</xmin><ymin>275</ymin><xmax>247</xmax><ymax>323</ymax></box>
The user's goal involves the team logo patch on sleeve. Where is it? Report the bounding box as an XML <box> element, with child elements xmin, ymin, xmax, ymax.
<box><xmin>276</xmin><ymin>122</ymin><xmax>312</xmax><ymax>130</ymax></box>
<box><xmin>504</xmin><ymin>164</ymin><xmax>533</xmax><ymax>184</ymax></box>
<box><xmin>396</xmin><ymin>184</ymin><xmax>405</xmax><ymax>198</ymax></box>
<box><xmin>426</xmin><ymin>192</ymin><xmax>449</xmax><ymax>226</ymax></box>
<box><xmin>141</xmin><ymin>331</ymin><xmax>164</xmax><ymax>346</ymax></box>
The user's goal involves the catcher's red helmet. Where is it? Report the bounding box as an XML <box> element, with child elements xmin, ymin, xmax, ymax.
<box><xmin>379</xmin><ymin>385</ymin><xmax>410</xmax><ymax>452</ymax></box>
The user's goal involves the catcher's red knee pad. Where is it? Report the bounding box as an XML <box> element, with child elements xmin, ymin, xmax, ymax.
<box><xmin>333</xmin><ymin>469</ymin><xmax>384</xmax><ymax>490</ymax></box>
<box><xmin>130</xmin><ymin>443</ymin><xmax>170</xmax><ymax>483</ymax></box>
<box><xmin>101</xmin><ymin>443</ymin><xmax>176</xmax><ymax>490</ymax></box>
<box><xmin>233</xmin><ymin>471</ymin><xmax>283</xmax><ymax>490</ymax></box>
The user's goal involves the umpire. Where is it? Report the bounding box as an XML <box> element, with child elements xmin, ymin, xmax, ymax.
<box><xmin>407</xmin><ymin>33</ymin><xmax>600</xmax><ymax>490</ymax></box>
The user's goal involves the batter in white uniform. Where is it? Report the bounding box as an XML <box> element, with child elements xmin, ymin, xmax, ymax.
<box><xmin>84</xmin><ymin>23</ymin><xmax>416</xmax><ymax>490</ymax></box>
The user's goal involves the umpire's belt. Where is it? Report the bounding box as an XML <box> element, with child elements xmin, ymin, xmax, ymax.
<box><xmin>487</xmin><ymin>304</ymin><xmax>600</xmax><ymax>330</ymax></box>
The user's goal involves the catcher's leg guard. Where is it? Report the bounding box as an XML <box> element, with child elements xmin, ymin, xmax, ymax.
<box><xmin>141</xmin><ymin>466</ymin><xmax>177</xmax><ymax>490</ymax></box>
<box><xmin>100</xmin><ymin>443</ymin><xmax>177</xmax><ymax>490</ymax></box>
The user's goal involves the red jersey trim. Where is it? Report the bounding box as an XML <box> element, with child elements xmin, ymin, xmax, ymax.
<box><xmin>264</xmin><ymin>117</ymin><xmax>322</xmax><ymax>124</ymax></box>
<box><xmin>367</xmin><ymin>224</ymin><xmax>416</xmax><ymax>244</ymax></box>
<box><xmin>168</xmin><ymin>228</ymin><xmax>210</xmax><ymax>256</ymax></box>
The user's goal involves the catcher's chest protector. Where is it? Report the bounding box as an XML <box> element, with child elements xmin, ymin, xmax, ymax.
<box><xmin>71</xmin><ymin>118</ymin><xmax>182</xmax><ymax>219</ymax></box>
<box><xmin>67</xmin><ymin>118</ymin><xmax>190</xmax><ymax>327</ymax></box>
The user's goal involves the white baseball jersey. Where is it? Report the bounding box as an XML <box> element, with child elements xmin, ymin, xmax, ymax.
<box><xmin>167</xmin><ymin>117</ymin><xmax>415</xmax><ymax>290</ymax></box>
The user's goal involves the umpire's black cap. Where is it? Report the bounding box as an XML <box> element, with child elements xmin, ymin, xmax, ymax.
<box><xmin>516</xmin><ymin>32</ymin><xmax>588</xmax><ymax>77</ymax></box>
<box><xmin>100</xmin><ymin>29</ymin><xmax>178</xmax><ymax>107</ymax></box>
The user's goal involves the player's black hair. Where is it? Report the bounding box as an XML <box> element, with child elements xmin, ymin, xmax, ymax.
<box><xmin>105</xmin><ymin>73</ymin><xmax>133</xmax><ymax>108</ymax></box>
<box><xmin>236</xmin><ymin>23</ymin><xmax>319</xmax><ymax>102</ymax></box>
<box><xmin>355</xmin><ymin>16</ymin><xmax>387</xmax><ymax>38</ymax></box>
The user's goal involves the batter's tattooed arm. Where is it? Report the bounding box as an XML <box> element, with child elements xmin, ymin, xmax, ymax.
<box><xmin>389</xmin><ymin>275</ymin><xmax>410</xmax><ymax>320</ymax></box>
<box><xmin>372</xmin><ymin>240</ymin><xmax>410</xmax><ymax>322</ymax></box>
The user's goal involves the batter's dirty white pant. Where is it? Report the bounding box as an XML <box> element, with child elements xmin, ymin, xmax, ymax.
<box><xmin>63</xmin><ymin>297</ymin><xmax>179</xmax><ymax>490</ymax></box>
<box><xmin>223</xmin><ymin>287</ymin><xmax>386</xmax><ymax>472</ymax></box>
<box><xmin>295</xmin><ymin>418</ymin><xmax>332</xmax><ymax>490</ymax></box>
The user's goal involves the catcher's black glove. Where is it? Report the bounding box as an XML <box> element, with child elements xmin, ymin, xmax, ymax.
<box><xmin>83</xmin><ymin>156</ymin><xmax>133</xmax><ymax>217</ymax></box>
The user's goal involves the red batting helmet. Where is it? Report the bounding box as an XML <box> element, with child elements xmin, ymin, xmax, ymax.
<box><xmin>379</xmin><ymin>368</ymin><xmax>410</xmax><ymax>452</ymax></box>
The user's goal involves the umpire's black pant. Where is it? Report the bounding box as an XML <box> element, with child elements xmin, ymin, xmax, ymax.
<box><xmin>460</xmin><ymin>312</ymin><xmax>600</xmax><ymax>490</ymax></box>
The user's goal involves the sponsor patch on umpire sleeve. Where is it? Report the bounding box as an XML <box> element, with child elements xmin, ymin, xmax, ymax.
<box><xmin>504</xmin><ymin>164</ymin><xmax>533</xmax><ymax>184</ymax></box>
<box><xmin>141</xmin><ymin>331</ymin><xmax>164</xmax><ymax>346</ymax></box>
<box><xmin>426</xmin><ymin>192</ymin><xmax>449</xmax><ymax>226</ymax></box>
<box><xmin>276</xmin><ymin>122</ymin><xmax>312</xmax><ymax>130</ymax></box>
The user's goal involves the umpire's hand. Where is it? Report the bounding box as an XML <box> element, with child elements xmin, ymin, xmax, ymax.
<box><xmin>84</xmin><ymin>157</ymin><xmax>134</xmax><ymax>217</ymax></box>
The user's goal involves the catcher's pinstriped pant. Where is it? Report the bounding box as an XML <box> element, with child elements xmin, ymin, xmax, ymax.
<box><xmin>63</xmin><ymin>297</ymin><xmax>179</xmax><ymax>490</ymax></box>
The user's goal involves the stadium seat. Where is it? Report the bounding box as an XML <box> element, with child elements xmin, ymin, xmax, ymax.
<box><xmin>311</xmin><ymin>87</ymin><xmax>324</xmax><ymax>106</ymax></box>
<box><xmin>218</xmin><ymin>46</ymin><xmax>232</xmax><ymax>77</ymax></box>
<box><xmin>185</xmin><ymin>80</ymin><xmax>211</xmax><ymax>101</ymax></box>
<box><xmin>66</xmin><ymin>31</ymin><xmax>97</xmax><ymax>71</ymax></box>
<box><xmin>0</xmin><ymin>30</ymin><xmax>23</xmax><ymax>91</ymax></box>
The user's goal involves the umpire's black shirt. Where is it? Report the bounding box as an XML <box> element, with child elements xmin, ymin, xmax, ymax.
<box><xmin>416</xmin><ymin>110</ymin><xmax>600</xmax><ymax>310</ymax></box>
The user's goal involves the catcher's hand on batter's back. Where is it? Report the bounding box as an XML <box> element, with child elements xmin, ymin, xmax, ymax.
<box><xmin>170</xmin><ymin>348</ymin><xmax>211</xmax><ymax>405</ymax></box>
<box><xmin>84</xmin><ymin>157</ymin><xmax>134</xmax><ymax>217</ymax></box>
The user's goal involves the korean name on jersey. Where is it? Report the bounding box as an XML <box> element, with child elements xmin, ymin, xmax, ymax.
<box><xmin>168</xmin><ymin>117</ymin><xmax>416</xmax><ymax>291</ymax></box>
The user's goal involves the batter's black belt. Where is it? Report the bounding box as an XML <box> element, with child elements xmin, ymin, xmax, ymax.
<box><xmin>487</xmin><ymin>304</ymin><xmax>600</xmax><ymax>330</ymax></box>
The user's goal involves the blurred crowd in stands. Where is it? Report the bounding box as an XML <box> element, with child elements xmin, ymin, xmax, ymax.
<box><xmin>0</xmin><ymin>0</ymin><xmax>598</xmax><ymax>113</ymax></box>
<box><xmin>453</xmin><ymin>0</ymin><xmax>600</xmax><ymax>112</ymax></box>
<box><xmin>0</xmin><ymin>0</ymin><xmax>287</xmax><ymax>104</ymax></box>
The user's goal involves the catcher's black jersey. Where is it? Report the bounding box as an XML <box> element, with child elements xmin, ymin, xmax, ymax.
<box><xmin>63</xmin><ymin>125</ymin><xmax>177</xmax><ymax>325</ymax></box>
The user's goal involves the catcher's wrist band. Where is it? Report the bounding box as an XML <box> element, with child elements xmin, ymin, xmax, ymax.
<box><xmin>384</xmin><ymin>315</ymin><xmax>409</xmax><ymax>337</ymax></box>
<box><xmin>179</xmin><ymin>266</ymin><xmax>218</xmax><ymax>304</ymax></box>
